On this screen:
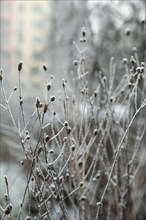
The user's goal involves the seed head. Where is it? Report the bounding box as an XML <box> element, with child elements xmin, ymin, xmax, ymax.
<box><xmin>26</xmin><ymin>135</ymin><xmax>30</xmax><ymax>140</ymax></box>
<box><xmin>94</xmin><ymin>129</ymin><xmax>98</xmax><ymax>136</ymax></box>
<box><xmin>38</xmin><ymin>146</ymin><xmax>42</xmax><ymax>155</ymax></box>
<box><xmin>20</xmin><ymin>98</ymin><xmax>23</xmax><ymax>105</ymax></box>
<box><xmin>80</xmin><ymin>195</ymin><xmax>86</xmax><ymax>201</ymax></box>
<box><xmin>18</xmin><ymin>61</ymin><xmax>23</xmax><ymax>71</ymax></box>
<box><xmin>81</xmin><ymin>27</ymin><xmax>86</xmax><ymax>37</ymax></box>
<box><xmin>4</xmin><ymin>175</ymin><xmax>8</xmax><ymax>186</ymax></box>
<box><xmin>126</xmin><ymin>29</ymin><xmax>131</xmax><ymax>36</ymax></box>
<box><xmin>71</xmin><ymin>144</ymin><xmax>75</xmax><ymax>151</ymax></box>
<box><xmin>50</xmin><ymin>96</ymin><xmax>55</xmax><ymax>102</ymax></box>
<box><xmin>0</xmin><ymin>71</ymin><xmax>3</xmax><ymax>80</ymax></box>
<box><xmin>0</xmin><ymin>69</ymin><xmax>3</xmax><ymax>80</ymax></box>
<box><xmin>62</xmin><ymin>79</ymin><xmax>65</xmax><ymax>88</ymax></box>
<box><xmin>80</xmin><ymin>182</ymin><xmax>84</xmax><ymax>187</ymax></box>
<box><xmin>63</xmin><ymin>137</ymin><xmax>67</xmax><ymax>142</ymax></box>
<box><xmin>64</xmin><ymin>121</ymin><xmax>69</xmax><ymax>127</ymax></box>
<box><xmin>130</xmin><ymin>56</ymin><xmax>136</xmax><ymax>65</ymax></box>
<box><xmin>43</xmin><ymin>64</ymin><xmax>48</xmax><ymax>71</ymax></box>
<box><xmin>132</xmin><ymin>47</ymin><xmax>137</xmax><ymax>53</ymax></box>
<box><xmin>78</xmin><ymin>160</ymin><xmax>83</xmax><ymax>167</ymax></box>
<box><xmin>65</xmin><ymin>173</ymin><xmax>69</xmax><ymax>179</ymax></box>
<box><xmin>80</xmin><ymin>38</ymin><xmax>87</xmax><ymax>43</ymax></box>
<box><xmin>21</xmin><ymin>160</ymin><xmax>24</xmax><ymax>166</ymax></box>
<box><xmin>59</xmin><ymin>176</ymin><xmax>63</xmax><ymax>184</ymax></box>
<box><xmin>43</xmin><ymin>103</ymin><xmax>48</xmax><ymax>113</ymax></box>
<box><xmin>45</xmin><ymin>135</ymin><xmax>50</xmax><ymax>142</ymax></box>
<box><xmin>49</xmin><ymin>149</ymin><xmax>54</xmax><ymax>154</ymax></box>
<box><xmin>67</xmin><ymin>127</ymin><xmax>72</xmax><ymax>135</ymax></box>
<box><xmin>110</xmin><ymin>97</ymin><xmax>113</xmax><ymax>103</ymax></box>
<box><xmin>123</xmin><ymin>58</ymin><xmax>128</xmax><ymax>64</ymax></box>
<box><xmin>140</xmin><ymin>67</ymin><xmax>145</xmax><ymax>73</ymax></box>
<box><xmin>4</xmin><ymin>204</ymin><xmax>12</xmax><ymax>215</ymax></box>
<box><xmin>24</xmin><ymin>216</ymin><xmax>32</xmax><ymax>220</ymax></box>
<box><xmin>73</xmin><ymin>60</ymin><xmax>78</xmax><ymax>66</ymax></box>
<box><xmin>94</xmin><ymin>91</ymin><xmax>97</xmax><ymax>97</ymax></box>
<box><xmin>47</xmin><ymin>83</ymin><xmax>51</xmax><ymax>91</ymax></box>
<box><xmin>136</xmin><ymin>67</ymin><xmax>141</xmax><ymax>73</ymax></box>
<box><xmin>35</xmin><ymin>97</ymin><xmax>40</xmax><ymax>108</ymax></box>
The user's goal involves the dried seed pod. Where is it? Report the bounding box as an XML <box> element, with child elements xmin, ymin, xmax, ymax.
<box><xmin>20</xmin><ymin>98</ymin><xmax>23</xmax><ymax>105</ymax></box>
<box><xmin>66</xmin><ymin>173</ymin><xmax>69</xmax><ymax>179</ymax></box>
<box><xmin>80</xmin><ymin>195</ymin><xmax>86</xmax><ymax>201</ymax></box>
<box><xmin>64</xmin><ymin>121</ymin><xmax>69</xmax><ymax>127</ymax></box>
<box><xmin>80</xmin><ymin>38</ymin><xmax>87</xmax><ymax>42</ymax></box>
<box><xmin>26</xmin><ymin>135</ymin><xmax>30</xmax><ymax>140</ymax></box>
<box><xmin>4</xmin><ymin>203</ymin><xmax>12</xmax><ymax>215</ymax></box>
<box><xmin>81</xmin><ymin>27</ymin><xmax>86</xmax><ymax>37</ymax></box>
<box><xmin>132</xmin><ymin>47</ymin><xmax>137</xmax><ymax>52</ymax></box>
<box><xmin>39</xmin><ymin>103</ymin><xmax>43</xmax><ymax>108</ymax></box>
<box><xmin>59</xmin><ymin>176</ymin><xmax>63</xmax><ymax>184</ymax></box>
<box><xmin>110</xmin><ymin>97</ymin><xmax>114</xmax><ymax>103</ymax></box>
<box><xmin>0</xmin><ymin>69</ymin><xmax>3</xmax><ymax>80</ymax></box>
<box><xmin>45</xmin><ymin>135</ymin><xmax>50</xmax><ymax>142</ymax></box>
<box><xmin>71</xmin><ymin>144</ymin><xmax>75</xmax><ymax>151</ymax></box>
<box><xmin>24</xmin><ymin>216</ymin><xmax>32</xmax><ymax>220</ymax></box>
<box><xmin>4</xmin><ymin>175</ymin><xmax>8</xmax><ymax>186</ymax></box>
<box><xmin>35</xmin><ymin>97</ymin><xmax>40</xmax><ymax>108</ymax></box>
<box><xmin>67</xmin><ymin>127</ymin><xmax>72</xmax><ymax>135</ymax></box>
<box><xmin>78</xmin><ymin>160</ymin><xmax>83</xmax><ymax>168</ymax></box>
<box><xmin>21</xmin><ymin>160</ymin><xmax>24</xmax><ymax>166</ymax></box>
<box><xmin>94</xmin><ymin>91</ymin><xmax>97</xmax><ymax>97</ymax></box>
<box><xmin>123</xmin><ymin>58</ymin><xmax>128</xmax><ymax>64</ymax></box>
<box><xmin>73</xmin><ymin>60</ymin><xmax>78</xmax><ymax>66</ymax></box>
<box><xmin>80</xmin><ymin>182</ymin><xmax>84</xmax><ymax>187</ymax></box>
<box><xmin>62</xmin><ymin>78</ymin><xmax>66</xmax><ymax>88</ymax></box>
<box><xmin>136</xmin><ymin>67</ymin><xmax>141</xmax><ymax>73</ymax></box>
<box><xmin>140</xmin><ymin>67</ymin><xmax>145</xmax><ymax>73</ymax></box>
<box><xmin>130</xmin><ymin>56</ymin><xmax>136</xmax><ymax>65</ymax></box>
<box><xmin>126</xmin><ymin>29</ymin><xmax>131</xmax><ymax>36</ymax></box>
<box><xmin>63</xmin><ymin>137</ymin><xmax>67</xmax><ymax>142</ymax></box>
<box><xmin>49</xmin><ymin>149</ymin><xmax>54</xmax><ymax>154</ymax></box>
<box><xmin>94</xmin><ymin>129</ymin><xmax>98</xmax><ymax>136</ymax></box>
<box><xmin>18</xmin><ymin>61</ymin><xmax>23</xmax><ymax>71</ymax></box>
<box><xmin>50</xmin><ymin>96</ymin><xmax>55</xmax><ymax>102</ymax></box>
<box><xmin>38</xmin><ymin>146</ymin><xmax>42</xmax><ymax>155</ymax></box>
<box><xmin>43</xmin><ymin>64</ymin><xmax>48</xmax><ymax>71</ymax></box>
<box><xmin>4</xmin><ymin>193</ymin><xmax>8</xmax><ymax>200</ymax></box>
<box><xmin>43</xmin><ymin>103</ymin><xmax>48</xmax><ymax>113</ymax></box>
<box><xmin>47</xmin><ymin>83</ymin><xmax>51</xmax><ymax>91</ymax></box>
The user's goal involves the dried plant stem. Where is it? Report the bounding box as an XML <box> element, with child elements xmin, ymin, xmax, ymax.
<box><xmin>96</xmin><ymin>98</ymin><xmax>146</xmax><ymax>220</ymax></box>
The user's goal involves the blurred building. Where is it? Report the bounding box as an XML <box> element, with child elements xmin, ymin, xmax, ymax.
<box><xmin>0</xmin><ymin>1</ymin><xmax>50</xmax><ymax>86</ymax></box>
<box><xmin>0</xmin><ymin>1</ymin><xmax>15</xmax><ymax>77</ymax></box>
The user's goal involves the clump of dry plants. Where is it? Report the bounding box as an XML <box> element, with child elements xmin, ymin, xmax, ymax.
<box><xmin>0</xmin><ymin>28</ymin><xmax>146</xmax><ymax>220</ymax></box>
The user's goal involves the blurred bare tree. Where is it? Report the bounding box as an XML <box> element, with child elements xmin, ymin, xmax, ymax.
<box><xmin>47</xmin><ymin>0</ymin><xmax>145</xmax><ymax>91</ymax></box>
